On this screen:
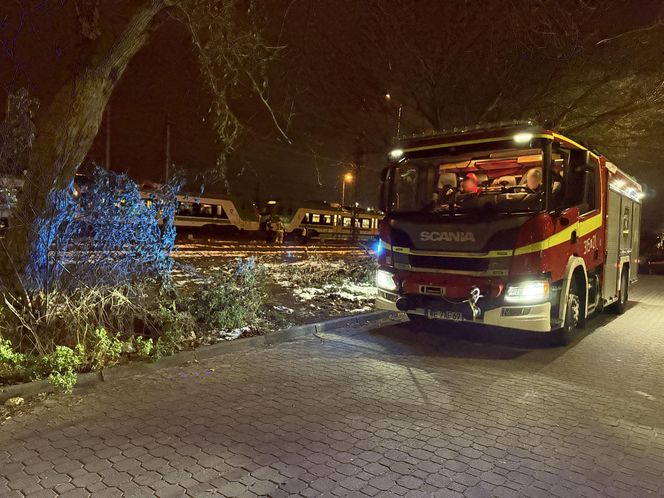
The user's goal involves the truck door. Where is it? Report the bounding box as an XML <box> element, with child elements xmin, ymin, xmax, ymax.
<box><xmin>576</xmin><ymin>156</ymin><xmax>602</xmax><ymax>272</ymax></box>
<box><xmin>551</xmin><ymin>148</ymin><xmax>602</xmax><ymax>275</ymax></box>
<box><xmin>631</xmin><ymin>202</ymin><xmax>641</xmax><ymax>281</ymax></box>
<box><xmin>603</xmin><ymin>189</ymin><xmax>622</xmax><ymax>302</ymax></box>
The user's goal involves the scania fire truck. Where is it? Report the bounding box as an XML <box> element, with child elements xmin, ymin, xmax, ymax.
<box><xmin>374</xmin><ymin>123</ymin><xmax>642</xmax><ymax>343</ymax></box>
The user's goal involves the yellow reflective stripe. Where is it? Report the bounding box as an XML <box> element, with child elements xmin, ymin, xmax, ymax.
<box><xmin>392</xmin><ymin>246</ymin><xmax>512</xmax><ymax>259</ymax></box>
<box><xmin>513</xmin><ymin>226</ymin><xmax>574</xmax><ymax>255</ymax></box>
<box><xmin>578</xmin><ymin>211</ymin><xmax>602</xmax><ymax>236</ymax></box>
<box><xmin>513</xmin><ymin>212</ymin><xmax>603</xmax><ymax>256</ymax></box>
<box><xmin>551</xmin><ymin>133</ymin><xmax>600</xmax><ymax>160</ymax></box>
<box><xmin>402</xmin><ymin>134</ymin><xmax>553</xmax><ymax>154</ymax></box>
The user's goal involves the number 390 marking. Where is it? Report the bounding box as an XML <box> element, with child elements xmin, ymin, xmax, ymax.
<box><xmin>583</xmin><ymin>234</ymin><xmax>597</xmax><ymax>254</ymax></box>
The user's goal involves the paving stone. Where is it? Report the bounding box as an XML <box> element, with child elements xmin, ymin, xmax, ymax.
<box><xmin>2</xmin><ymin>278</ymin><xmax>664</xmax><ymax>497</ymax></box>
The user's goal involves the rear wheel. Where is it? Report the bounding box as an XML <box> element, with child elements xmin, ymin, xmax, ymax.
<box><xmin>611</xmin><ymin>268</ymin><xmax>629</xmax><ymax>314</ymax></box>
<box><xmin>557</xmin><ymin>280</ymin><xmax>581</xmax><ymax>346</ymax></box>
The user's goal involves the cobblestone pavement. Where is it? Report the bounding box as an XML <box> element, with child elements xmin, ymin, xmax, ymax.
<box><xmin>2</xmin><ymin>276</ymin><xmax>664</xmax><ymax>497</ymax></box>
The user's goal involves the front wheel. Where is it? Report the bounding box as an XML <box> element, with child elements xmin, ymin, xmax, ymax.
<box><xmin>557</xmin><ymin>280</ymin><xmax>581</xmax><ymax>346</ymax></box>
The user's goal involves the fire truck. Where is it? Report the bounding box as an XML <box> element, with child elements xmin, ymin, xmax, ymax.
<box><xmin>374</xmin><ymin>123</ymin><xmax>642</xmax><ymax>343</ymax></box>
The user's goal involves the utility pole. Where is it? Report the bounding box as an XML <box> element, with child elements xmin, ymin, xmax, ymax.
<box><xmin>105</xmin><ymin>104</ymin><xmax>111</xmax><ymax>169</ymax></box>
<box><xmin>385</xmin><ymin>94</ymin><xmax>403</xmax><ymax>140</ymax></box>
<box><xmin>396</xmin><ymin>104</ymin><xmax>403</xmax><ymax>139</ymax></box>
<box><xmin>351</xmin><ymin>142</ymin><xmax>363</xmax><ymax>243</ymax></box>
<box><xmin>164</xmin><ymin>114</ymin><xmax>174</xmax><ymax>182</ymax></box>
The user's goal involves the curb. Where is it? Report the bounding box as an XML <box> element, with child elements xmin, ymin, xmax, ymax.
<box><xmin>0</xmin><ymin>310</ymin><xmax>398</xmax><ymax>404</ymax></box>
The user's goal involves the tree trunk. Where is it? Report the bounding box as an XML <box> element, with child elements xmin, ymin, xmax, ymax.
<box><xmin>0</xmin><ymin>0</ymin><xmax>168</xmax><ymax>295</ymax></box>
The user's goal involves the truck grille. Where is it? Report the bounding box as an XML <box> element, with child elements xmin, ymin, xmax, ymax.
<box><xmin>402</xmin><ymin>254</ymin><xmax>490</xmax><ymax>272</ymax></box>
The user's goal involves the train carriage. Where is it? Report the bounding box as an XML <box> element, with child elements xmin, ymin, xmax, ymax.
<box><xmin>262</xmin><ymin>200</ymin><xmax>382</xmax><ymax>242</ymax></box>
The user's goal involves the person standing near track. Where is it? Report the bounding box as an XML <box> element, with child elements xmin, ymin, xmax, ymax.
<box><xmin>274</xmin><ymin>216</ymin><xmax>285</xmax><ymax>244</ymax></box>
<box><xmin>265</xmin><ymin>216</ymin><xmax>274</xmax><ymax>243</ymax></box>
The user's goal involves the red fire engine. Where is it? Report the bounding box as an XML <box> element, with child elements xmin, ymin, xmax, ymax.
<box><xmin>375</xmin><ymin>123</ymin><xmax>642</xmax><ymax>343</ymax></box>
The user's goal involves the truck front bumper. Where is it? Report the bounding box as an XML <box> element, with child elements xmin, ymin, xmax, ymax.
<box><xmin>375</xmin><ymin>291</ymin><xmax>552</xmax><ymax>333</ymax></box>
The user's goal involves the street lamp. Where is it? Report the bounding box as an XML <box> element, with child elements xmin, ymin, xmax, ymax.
<box><xmin>384</xmin><ymin>93</ymin><xmax>403</xmax><ymax>139</ymax></box>
<box><xmin>341</xmin><ymin>172</ymin><xmax>353</xmax><ymax>206</ymax></box>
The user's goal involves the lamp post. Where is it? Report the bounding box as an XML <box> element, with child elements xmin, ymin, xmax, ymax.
<box><xmin>385</xmin><ymin>93</ymin><xmax>403</xmax><ymax>139</ymax></box>
<box><xmin>341</xmin><ymin>172</ymin><xmax>353</xmax><ymax>206</ymax></box>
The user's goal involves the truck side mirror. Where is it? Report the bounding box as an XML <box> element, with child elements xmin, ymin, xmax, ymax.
<box><xmin>558</xmin><ymin>206</ymin><xmax>580</xmax><ymax>227</ymax></box>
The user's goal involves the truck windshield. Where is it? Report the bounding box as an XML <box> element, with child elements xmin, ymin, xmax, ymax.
<box><xmin>386</xmin><ymin>146</ymin><xmax>560</xmax><ymax>215</ymax></box>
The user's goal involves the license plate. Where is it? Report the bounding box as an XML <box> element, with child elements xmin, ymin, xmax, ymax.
<box><xmin>427</xmin><ymin>310</ymin><xmax>463</xmax><ymax>321</ymax></box>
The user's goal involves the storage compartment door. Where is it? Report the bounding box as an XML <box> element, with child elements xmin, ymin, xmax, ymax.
<box><xmin>631</xmin><ymin>202</ymin><xmax>641</xmax><ymax>281</ymax></box>
<box><xmin>602</xmin><ymin>190</ymin><xmax>622</xmax><ymax>302</ymax></box>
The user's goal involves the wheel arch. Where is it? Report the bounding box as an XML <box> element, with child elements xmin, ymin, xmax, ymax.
<box><xmin>558</xmin><ymin>256</ymin><xmax>589</xmax><ymax>324</ymax></box>
<box><xmin>618</xmin><ymin>257</ymin><xmax>630</xmax><ymax>292</ymax></box>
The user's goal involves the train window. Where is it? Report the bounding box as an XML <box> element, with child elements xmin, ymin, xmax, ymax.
<box><xmin>200</xmin><ymin>204</ymin><xmax>214</xmax><ymax>217</ymax></box>
<box><xmin>342</xmin><ymin>217</ymin><xmax>352</xmax><ymax>227</ymax></box>
<box><xmin>323</xmin><ymin>215</ymin><xmax>332</xmax><ymax>225</ymax></box>
<box><xmin>312</xmin><ymin>214</ymin><xmax>321</xmax><ymax>223</ymax></box>
<box><xmin>179</xmin><ymin>202</ymin><xmax>193</xmax><ymax>215</ymax></box>
<box><xmin>361</xmin><ymin>218</ymin><xmax>370</xmax><ymax>229</ymax></box>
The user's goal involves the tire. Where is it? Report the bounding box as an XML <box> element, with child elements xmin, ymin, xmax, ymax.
<box><xmin>557</xmin><ymin>279</ymin><xmax>582</xmax><ymax>346</ymax></box>
<box><xmin>612</xmin><ymin>268</ymin><xmax>629</xmax><ymax>315</ymax></box>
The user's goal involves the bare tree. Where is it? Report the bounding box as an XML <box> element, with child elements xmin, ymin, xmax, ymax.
<box><xmin>275</xmin><ymin>0</ymin><xmax>664</xmax><ymax>162</ymax></box>
<box><xmin>0</xmin><ymin>0</ymin><xmax>278</xmax><ymax>295</ymax></box>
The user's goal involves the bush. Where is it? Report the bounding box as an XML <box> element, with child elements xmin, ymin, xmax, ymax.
<box><xmin>0</xmin><ymin>164</ymin><xmax>189</xmax><ymax>390</ymax></box>
<box><xmin>74</xmin><ymin>167</ymin><xmax>180</xmax><ymax>287</ymax></box>
<box><xmin>83</xmin><ymin>328</ymin><xmax>123</xmax><ymax>371</ymax></box>
<box><xmin>0</xmin><ymin>339</ymin><xmax>81</xmax><ymax>393</ymax></box>
<box><xmin>0</xmin><ymin>257</ymin><xmax>270</xmax><ymax>391</ymax></box>
<box><xmin>40</xmin><ymin>346</ymin><xmax>82</xmax><ymax>393</ymax></box>
<box><xmin>150</xmin><ymin>302</ymin><xmax>195</xmax><ymax>358</ymax></box>
<box><xmin>133</xmin><ymin>336</ymin><xmax>154</xmax><ymax>360</ymax></box>
<box><xmin>0</xmin><ymin>338</ymin><xmax>28</xmax><ymax>383</ymax></box>
<box><xmin>188</xmin><ymin>258</ymin><xmax>266</xmax><ymax>331</ymax></box>
<box><xmin>0</xmin><ymin>285</ymin><xmax>196</xmax><ymax>390</ymax></box>
<box><xmin>278</xmin><ymin>253</ymin><xmax>377</xmax><ymax>288</ymax></box>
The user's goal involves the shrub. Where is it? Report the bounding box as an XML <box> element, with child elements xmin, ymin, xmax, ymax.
<box><xmin>150</xmin><ymin>302</ymin><xmax>195</xmax><ymax>358</ymax></box>
<box><xmin>133</xmin><ymin>336</ymin><xmax>154</xmax><ymax>360</ymax></box>
<box><xmin>74</xmin><ymin>167</ymin><xmax>180</xmax><ymax>288</ymax></box>
<box><xmin>0</xmin><ymin>165</ymin><xmax>187</xmax><ymax>390</ymax></box>
<box><xmin>278</xmin><ymin>253</ymin><xmax>378</xmax><ymax>289</ymax></box>
<box><xmin>188</xmin><ymin>258</ymin><xmax>266</xmax><ymax>331</ymax></box>
<box><xmin>40</xmin><ymin>346</ymin><xmax>82</xmax><ymax>393</ymax></box>
<box><xmin>0</xmin><ymin>340</ymin><xmax>82</xmax><ymax>393</ymax></box>
<box><xmin>0</xmin><ymin>338</ymin><xmax>28</xmax><ymax>383</ymax></box>
<box><xmin>83</xmin><ymin>328</ymin><xmax>123</xmax><ymax>371</ymax></box>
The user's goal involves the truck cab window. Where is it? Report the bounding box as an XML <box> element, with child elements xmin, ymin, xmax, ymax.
<box><xmin>556</xmin><ymin>147</ymin><xmax>597</xmax><ymax>214</ymax></box>
<box><xmin>394</xmin><ymin>166</ymin><xmax>422</xmax><ymax>212</ymax></box>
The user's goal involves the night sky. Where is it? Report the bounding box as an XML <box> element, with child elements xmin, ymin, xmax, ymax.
<box><xmin>1</xmin><ymin>0</ymin><xmax>663</xmax><ymax>230</ymax></box>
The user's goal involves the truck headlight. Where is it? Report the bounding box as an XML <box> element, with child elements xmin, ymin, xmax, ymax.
<box><xmin>376</xmin><ymin>269</ymin><xmax>398</xmax><ymax>291</ymax></box>
<box><xmin>505</xmin><ymin>280</ymin><xmax>549</xmax><ymax>304</ymax></box>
